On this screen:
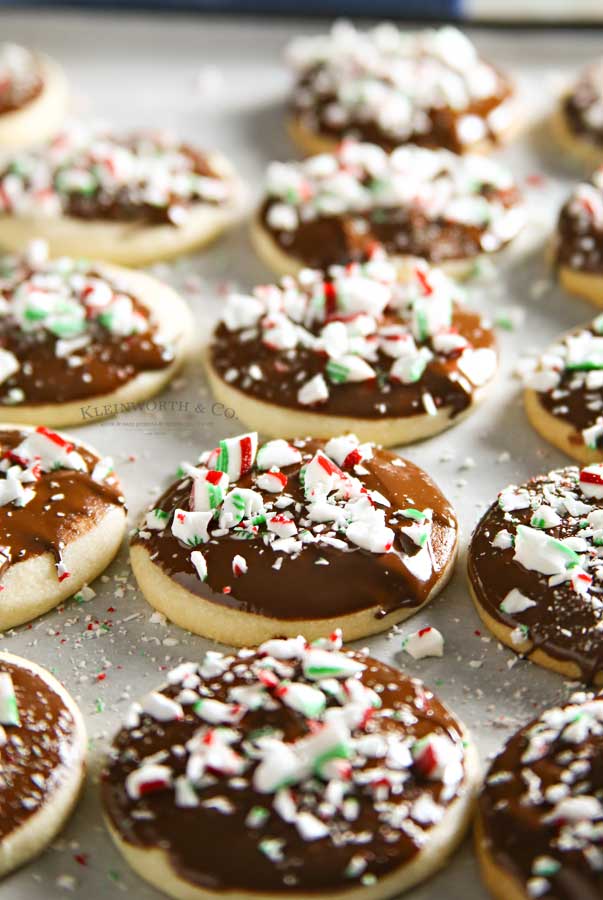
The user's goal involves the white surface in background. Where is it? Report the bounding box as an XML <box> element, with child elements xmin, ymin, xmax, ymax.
<box><xmin>0</xmin><ymin>9</ymin><xmax>598</xmax><ymax>899</ymax></box>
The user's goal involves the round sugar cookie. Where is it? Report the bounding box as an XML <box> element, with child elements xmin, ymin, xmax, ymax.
<box><xmin>552</xmin><ymin>167</ymin><xmax>603</xmax><ymax>306</ymax></box>
<box><xmin>468</xmin><ymin>463</ymin><xmax>603</xmax><ymax>683</ymax></box>
<box><xmin>476</xmin><ymin>690</ymin><xmax>603</xmax><ymax>900</ymax></box>
<box><xmin>287</xmin><ymin>22</ymin><xmax>518</xmax><ymax>157</ymax></box>
<box><xmin>0</xmin><ymin>651</ymin><xmax>86</xmax><ymax>877</ymax></box>
<box><xmin>102</xmin><ymin>635</ymin><xmax>480</xmax><ymax>900</ymax></box>
<box><xmin>0</xmin><ymin>43</ymin><xmax>68</xmax><ymax>149</ymax></box>
<box><xmin>130</xmin><ymin>432</ymin><xmax>458</xmax><ymax>645</ymax></box>
<box><xmin>0</xmin><ymin>424</ymin><xmax>126</xmax><ymax>630</ymax></box>
<box><xmin>0</xmin><ymin>124</ymin><xmax>243</xmax><ymax>266</ymax></box>
<box><xmin>0</xmin><ymin>241</ymin><xmax>193</xmax><ymax>427</ymax></box>
<box><xmin>524</xmin><ymin>317</ymin><xmax>603</xmax><ymax>463</ymax></box>
<box><xmin>252</xmin><ymin>140</ymin><xmax>526</xmax><ymax>279</ymax></box>
<box><xmin>207</xmin><ymin>249</ymin><xmax>497</xmax><ymax>446</ymax></box>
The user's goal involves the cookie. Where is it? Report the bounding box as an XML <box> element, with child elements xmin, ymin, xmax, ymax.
<box><xmin>287</xmin><ymin>22</ymin><xmax>518</xmax><ymax>156</ymax></box>
<box><xmin>0</xmin><ymin>651</ymin><xmax>86</xmax><ymax>877</ymax></box>
<box><xmin>468</xmin><ymin>463</ymin><xmax>603</xmax><ymax>683</ymax></box>
<box><xmin>552</xmin><ymin>61</ymin><xmax>603</xmax><ymax>168</ymax></box>
<box><xmin>252</xmin><ymin>140</ymin><xmax>526</xmax><ymax>278</ymax></box>
<box><xmin>0</xmin><ymin>424</ymin><xmax>126</xmax><ymax>630</ymax></box>
<box><xmin>524</xmin><ymin>316</ymin><xmax>603</xmax><ymax>463</ymax></box>
<box><xmin>0</xmin><ymin>240</ymin><xmax>193</xmax><ymax>427</ymax></box>
<box><xmin>552</xmin><ymin>167</ymin><xmax>603</xmax><ymax>306</ymax></box>
<box><xmin>0</xmin><ymin>124</ymin><xmax>243</xmax><ymax>266</ymax></box>
<box><xmin>207</xmin><ymin>248</ymin><xmax>497</xmax><ymax>446</ymax></box>
<box><xmin>476</xmin><ymin>690</ymin><xmax>603</xmax><ymax>900</ymax></box>
<box><xmin>0</xmin><ymin>43</ymin><xmax>68</xmax><ymax>149</ymax></box>
<box><xmin>102</xmin><ymin>635</ymin><xmax>479</xmax><ymax>900</ymax></box>
<box><xmin>130</xmin><ymin>432</ymin><xmax>458</xmax><ymax>645</ymax></box>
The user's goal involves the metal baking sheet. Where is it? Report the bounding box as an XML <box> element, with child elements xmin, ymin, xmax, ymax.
<box><xmin>0</xmin><ymin>10</ymin><xmax>600</xmax><ymax>898</ymax></box>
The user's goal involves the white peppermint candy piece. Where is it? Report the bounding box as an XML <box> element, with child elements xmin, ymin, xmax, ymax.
<box><xmin>498</xmin><ymin>487</ymin><xmax>531</xmax><ymax>512</ymax></box>
<box><xmin>13</xmin><ymin>426</ymin><xmax>86</xmax><ymax>473</ymax></box>
<box><xmin>379</xmin><ymin>327</ymin><xmax>417</xmax><ymax>360</ymax></box>
<box><xmin>0</xmin><ymin>673</ymin><xmax>19</xmax><ymax>725</ymax></box>
<box><xmin>256</xmin><ymin>470</ymin><xmax>288</xmax><ymax>492</ymax></box>
<box><xmin>402</xmin><ymin>626</ymin><xmax>444</xmax><ymax>659</ymax></box>
<box><xmin>323</xmin><ymin>434</ymin><xmax>369</xmax><ymax>469</ymax></box>
<box><xmin>222</xmin><ymin>292</ymin><xmax>264</xmax><ymax>331</ymax></box>
<box><xmin>258</xmin><ymin>635</ymin><xmax>306</xmax><ymax>660</ymax></box>
<box><xmin>140</xmin><ymin>691</ymin><xmax>184</xmax><ymax>722</ymax></box>
<box><xmin>346</xmin><ymin>518</ymin><xmax>394</xmax><ymax>553</ymax></box>
<box><xmin>267</xmin><ymin>513</ymin><xmax>298</xmax><ymax>539</ymax></box>
<box><xmin>326</xmin><ymin>354</ymin><xmax>376</xmax><ymax>384</ymax></box>
<box><xmin>172</xmin><ymin>509</ymin><xmax>213</xmax><ymax>546</ymax></box>
<box><xmin>303</xmin><ymin>450</ymin><xmax>343</xmax><ymax>499</ymax></box>
<box><xmin>262</xmin><ymin>312</ymin><xmax>298</xmax><ymax>351</ymax></box>
<box><xmin>514</xmin><ymin>525</ymin><xmax>581</xmax><ymax>576</ymax></box>
<box><xmin>0</xmin><ymin>469</ymin><xmax>35</xmax><ymax>508</ymax></box>
<box><xmin>500</xmin><ymin>588</ymin><xmax>537</xmax><ymax>614</ymax></box>
<box><xmin>579</xmin><ymin>464</ymin><xmax>603</xmax><ymax>499</ymax></box>
<box><xmin>190</xmin><ymin>549</ymin><xmax>207</xmax><ymax>582</ymax></box>
<box><xmin>190</xmin><ymin>468</ymin><xmax>229</xmax><ymax>512</ymax></box>
<box><xmin>303</xmin><ymin>648</ymin><xmax>365</xmax><ymax>680</ymax></box>
<box><xmin>91</xmin><ymin>456</ymin><xmax>114</xmax><ymax>483</ymax></box>
<box><xmin>412</xmin><ymin>733</ymin><xmax>462</xmax><ymax>784</ymax></box>
<box><xmin>126</xmin><ymin>763</ymin><xmax>172</xmax><ymax>800</ymax></box>
<box><xmin>193</xmin><ymin>698</ymin><xmax>244</xmax><ymax>725</ymax></box>
<box><xmin>232</xmin><ymin>554</ymin><xmax>248</xmax><ymax>576</ymax></box>
<box><xmin>253</xmin><ymin>741</ymin><xmax>300</xmax><ymax>794</ymax></box>
<box><xmin>297</xmin><ymin>373</ymin><xmax>329</xmax><ymax>406</ymax></box>
<box><xmin>544</xmin><ymin>795</ymin><xmax>603</xmax><ymax>825</ymax></box>
<box><xmin>530</xmin><ymin>505</ymin><xmax>562</xmax><ymax>530</ymax></box>
<box><xmin>277</xmin><ymin>681</ymin><xmax>326</xmax><ymax>718</ymax></box>
<box><xmin>492</xmin><ymin>529</ymin><xmax>513</xmax><ymax>550</ymax></box>
<box><xmin>212</xmin><ymin>432</ymin><xmax>258</xmax><ymax>481</ymax></box>
<box><xmin>0</xmin><ymin>349</ymin><xmax>19</xmax><ymax>384</ymax></box>
<box><xmin>390</xmin><ymin>347</ymin><xmax>433</xmax><ymax>384</ymax></box>
<box><xmin>583</xmin><ymin>421</ymin><xmax>603</xmax><ymax>451</ymax></box>
<box><xmin>334</xmin><ymin>274</ymin><xmax>391</xmax><ymax>318</ymax></box>
<box><xmin>256</xmin><ymin>440</ymin><xmax>302</xmax><ymax>470</ymax></box>
<box><xmin>219</xmin><ymin>488</ymin><xmax>264</xmax><ymax>529</ymax></box>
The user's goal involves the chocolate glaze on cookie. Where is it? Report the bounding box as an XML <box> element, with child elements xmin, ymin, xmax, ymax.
<box><xmin>210</xmin><ymin>251</ymin><xmax>496</xmax><ymax>420</ymax></box>
<box><xmin>524</xmin><ymin>319</ymin><xmax>603</xmax><ymax>453</ymax></box>
<box><xmin>0</xmin><ymin>426</ymin><xmax>124</xmax><ymax>584</ymax></box>
<box><xmin>479</xmin><ymin>691</ymin><xmax>603</xmax><ymax>900</ymax></box>
<box><xmin>0</xmin><ymin>126</ymin><xmax>232</xmax><ymax>227</ymax></box>
<box><xmin>132</xmin><ymin>434</ymin><xmax>457</xmax><ymax>623</ymax></box>
<box><xmin>0</xmin><ymin>655</ymin><xmax>81</xmax><ymax>841</ymax></box>
<box><xmin>259</xmin><ymin>142</ymin><xmax>524</xmax><ymax>271</ymax></box>
<box><xmin>102</xmin><ymin>639</ymin><xmax>473</xmax><ymax>894</ymax></box>
<box><xmin>469</xmin><ymin>465</ymin><xmax>603</xmax><ymax>681</ymax></box>
<box><xmin>0</xmin><ymin>249</ymin><xmax>174</xmax><ymax>408</ymax></box>
<box><xmin>563</xmin><ymin>61</ymin><xmax>603</xmax><ymax>148</ymax></box>
<box><xmin>288</xmin><ymin>24</ymin><xmax>514</xmax><ymax>154</ymax></box>
<box><xmin>556</xmin><ymin>170</ymin><xmax>603</xmax><ymax>275</ymax></box>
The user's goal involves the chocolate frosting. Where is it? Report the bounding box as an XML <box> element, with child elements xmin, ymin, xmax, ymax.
<box><xmin>479</xmin><ymin>694</ymin><xmax>603</xmax><ymax>900</ymax></box>
<box><xmin>0</xmin><ymin>73</ymin><xmax>41</xmax><ymax>116</ymax></box>
<box><xmin>259</xmin><ymin>185</ymin><xmax>521</xmax><ymax>271</ymax></box>
<box><xmin>60</xmin><ymin>145</ymin><xmax>220</xmax><ymax>226</ymax></box>
<box><xmin>131</xmin><ymin>440</ymin><xmax>457</xmax><ymax>621</ymax></box>
<box><xmin>292</xmin><ymin>66</ymin><xmax>512</xmax><ymax>155</ymax></box>
<box><xmin>556</xmin><ymin>202</ymin><xmax>603</xmax><ymax>275</ymax></box>
<box><xmin>534</xmin><ymin>323</ymin><xmax>603</xmax><ymax>448</ymax></box>
<box><xmin>0</xmin><ymin>656</ymin><xmax>80</xmax><ymax>841</ymax></box>
<box><xmin>468</xmin><ymin>467</ymin><xmax>603</xmax><ymax>682</ymax></box>
<box><xmin>0</xmin><ymin>428</ymin><xmax>124</xmax><ymax>580</ymax></box>
<box><xmin>0</xmin><ymin>135</ymin><xmax>230</xmax><ymax>227</ymax></box>
<box><xmin>210</xmin><ymin>305</ymin><xmax>495</xmax><ymax>420</ymax></box>
<box><xmin>563</xmin><ymin>64</ymin><xmax>603</xmax><ymax>148</ymax></box>
<box><xmin>0</xmin><ymin>268</ymin><xmax>173</xmax><ymax>408</ymax></box>
<box><xmin>102</xmin><ymin>650</ymin><xmax>470</xmax><ymax>893</ymax></box>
